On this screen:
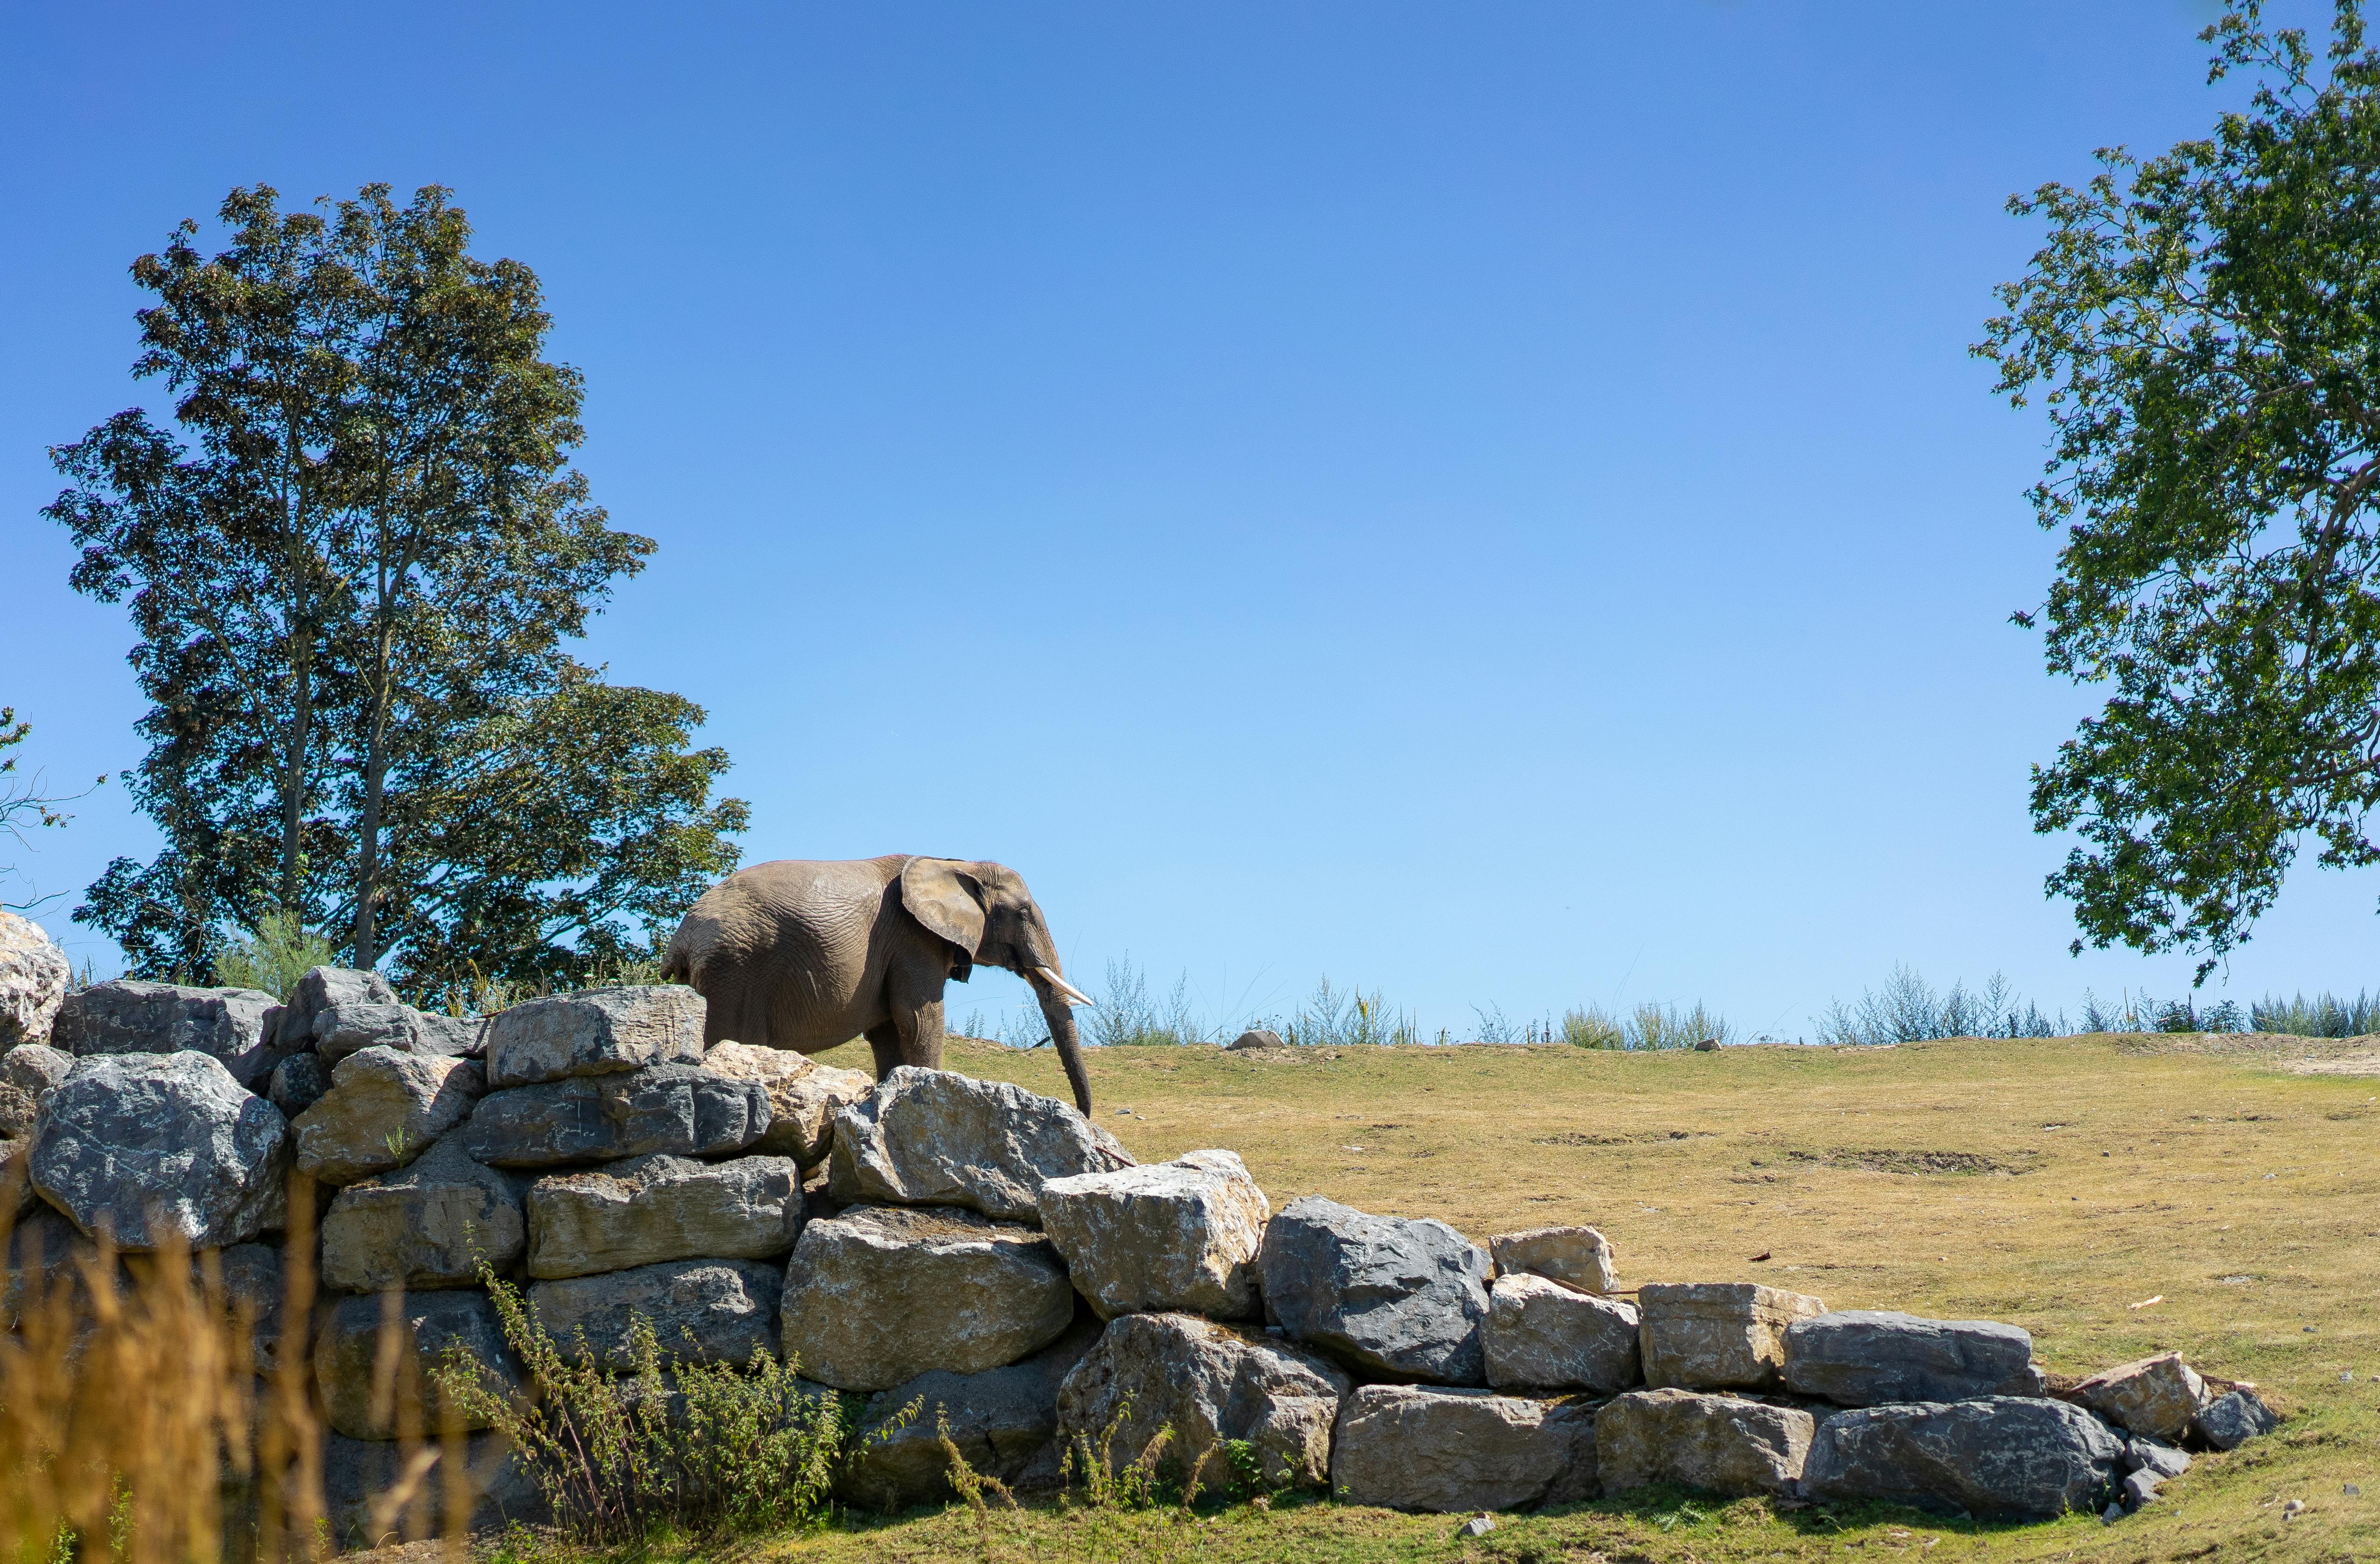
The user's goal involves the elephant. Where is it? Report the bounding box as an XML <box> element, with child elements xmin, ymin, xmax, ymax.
<box><xmin>661</xmin><ymin>855</ymin><xmax>1097</xmax><ymax>1114</ymax></box>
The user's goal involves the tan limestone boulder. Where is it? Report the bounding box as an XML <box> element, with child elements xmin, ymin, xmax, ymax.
<box><xmin>313</xmin><ymin>1289</ymin><xmax>520</xmax><ymax>1439</ymax></box>
<box><xmin>528</xmin><ymin>1257</ymin><xmax>783</xmax><ymax>1368</ymax></box>
<box><xmin>320</xmin><ymin>1135</ymin><xmax>528</xmax><ymax>1292</ymax></box>
<box><xmin>1638</xmin><ymin>1281</ymin><xmax>1825</xmax><ymax>1391</ymax></box>
<box><xmin>1038</xmin><ymin>1149</ymin><xmax>1268</xmax><ymax>1320</ymax></box>
<box><xmin>1597</xmin><ymin>1387</ymin><xmax>1815</xmax><ymax>1496</ymax></box>
<box><xmin>780</xmin><ymin>1204</ymin><xmax>1074</xmax><ymax>1392</ymax></box>
<box><xmin>0</xmin><ymin>911</ymin><xmax>70</xmax><ymax>1050</ymax></box>
<box><xmin>2070</xmin><ymin>1351</ymin><xmax>2206</xmax><ymax>1441</ymax></box>
<box><xmin>1489</xmin><ymin>1225</ymin><xmax>1619</xmax><ymax>1294</ymax></box>
<box><xmin>526</xmin><ymin>1152</ymin><xmax>801</xmax><ymax>1280</ymax></box>
<box><xmin>1330</xmin><ymin>1384</ymin><xmax>1598</xmax><ymax>1511</ymax></box>
<box><xmin>1483</xmin><ymin>1272</ymin><xmax>1641</xmax><ymax>1393</ymax></box>
<box><xmin>1053</xmin><ymin>1311</ymin><xmax>1349</xmax><ymax>1490</ymax></box>
<box><xmin>293</xmin><ymin>1046</ymin><xmax>484</xmax><ymax>1187</ymax></box>
<box><xmin>702</xmin><ymin>1041</ymin><xmax>873</xmax><ymax>1168</ymax></box>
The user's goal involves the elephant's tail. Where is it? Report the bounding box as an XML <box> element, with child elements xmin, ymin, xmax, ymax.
<box><xmin>661</xmin><ymin>927</ymin><xmax>698</xmax><ymax>987</ymax></box>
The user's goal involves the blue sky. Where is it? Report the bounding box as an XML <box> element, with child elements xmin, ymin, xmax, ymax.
<box><xmin>4</xmin><ymin>0</ymin><xmax>2365</xmax><ymax>1039</ymax></box>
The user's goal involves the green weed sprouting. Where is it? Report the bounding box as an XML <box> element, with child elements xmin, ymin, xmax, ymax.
<box><xmin>210</xmin><ymin>909</ymin><xmax>336</xmax><ymax>1001</ymax></box>
<box><xmin>1058</xmin><ymin>1395</ymin><xmax>1171</xmax><ymax>1511</ymax></box>
<box><xmin>1558</xmin><ymin>1000</ymin><xmax>1730</xmax><ymax>1050</ymax></box>
<box><xmin>433</xmin><ymin>1270</ymin><xmax>904</xmax><ymax>1542</ymax></box>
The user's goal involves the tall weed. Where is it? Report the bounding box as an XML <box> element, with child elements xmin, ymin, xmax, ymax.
<box><xmin>1818</xmin><ymin>965</ymin><xmax>2063</xmax><ymax>1045</ymax></box>
<box><xmin>212</xmin><ymin>909</ymin><xmax>337</xmax><ymax>1001</ymax></box>
<box><xmin>2249</xmin><ymin>989</ymin><xmax>2380</xmax><ymax>1037</ymax></box>
<box><xmin>1283</xmin><ymin>975</ymin><xmax>1417</xmax><ymax>1048</ymax></box>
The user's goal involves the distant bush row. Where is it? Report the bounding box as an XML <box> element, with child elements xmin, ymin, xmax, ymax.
<box><xmin>959</xmin><ymin>954</ymin><xmax>2380</xmax><ymax>1053</ymax></box>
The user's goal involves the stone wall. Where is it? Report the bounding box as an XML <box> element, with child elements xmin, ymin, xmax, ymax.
<box><xmin>0</xmin><ymin>948</ymin><xmax>2278</xmax><ymax>1537</ymax></box>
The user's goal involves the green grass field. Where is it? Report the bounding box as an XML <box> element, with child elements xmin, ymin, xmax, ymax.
<box><xmin>660</xmin><ymin>1032</ymin><xmax>2380</xmax><ymax>1563</ymax></box>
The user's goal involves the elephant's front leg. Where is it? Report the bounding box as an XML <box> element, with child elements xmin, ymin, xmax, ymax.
<box><xmin>882</xmin><ymin>962</ymin><xmax>950</xmax><ymax>1075</ymax></box>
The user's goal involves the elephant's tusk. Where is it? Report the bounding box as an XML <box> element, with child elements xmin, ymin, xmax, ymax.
<box><xmin>1036</xmin><ymin>966</ymin><xmax>1095</xmax><ymax>1007</ymax></box>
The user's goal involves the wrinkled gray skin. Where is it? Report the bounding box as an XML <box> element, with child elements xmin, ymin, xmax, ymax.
<box><xmin>664</xmin><ymin>856</ymin><xmax>1092</xmax><ymax>1114</ymax></box>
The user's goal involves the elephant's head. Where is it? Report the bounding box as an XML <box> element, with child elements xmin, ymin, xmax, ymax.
<box><xmin>899</xmin><ymin>856</ymin><xmax>1094</xmax><ymax>1114</ymax></box>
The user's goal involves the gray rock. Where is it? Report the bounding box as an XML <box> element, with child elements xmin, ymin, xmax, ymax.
<box><xmin>1</xmin><ymin>1137</ymin><xmax>30</xmax><ymax>1220</ymax></box>
<box><xmin>702</xmin><ymin>1041</ymin><xmax>873</xmax><ymax>1168</ymax></box>
<box><xmin>267</xmin><ymin>1053</ymin><xmax>330</xmax><ymax>1117</ymax></box>
<box><xmin>1225</xmin><ymin>1029</ymin><xmax>1285</xmax><ymax>1051</ymax></box>
<box><xmin>294</xmin><ymin>1046</ymin><xmax>485</xmax><ymax>1186</ymax></box>
<box><xmin>2122</xmin><ymin>1468</ymin><xmax>2164</xmax><ymax>1510</ymax></box>
<box><xmin>1783</xmin><ymin>1310</ymin><xmax>2040</xmax><ymax>1406</ymax></box>
<box><xmin>321</xmin><ymin>1135</ymin><xmax>528</xmax><ymax>1292</ymax></box>
<box><xmin>215</xmin><ymin>1240</ymin><xmax>289</xmax><ymax>1372</ymax></box>
<box><xmin>2192</xmin><ymin>1387</ymin><xmax>2278</xmax><ymax>1450</ymax></box>
<box><xmin>483</xmin><ymin>985</ymin><xmax>706</xmax><ymax>1088</ymax></box>
<box><xmin>322</xmin><ymin>1429</ymin><xmax>544</xmax><ymax>1546</ymax></box>
<box><xmin>1489</xmin><ymin>1225</ymin><xmax>1619</xmax><ymax>1295</ymax></box>
<box><xmin>827</xmin><ymin>1067</ymin><xmax>1134</xmax><ymax>1223</ymax></box>
<box><xmin>314</xmin><ymin>1288</ymin><xmax>520</xmax><ymax>1439</ymax></box>
<box><xmin>526</xmin><ymin>1153</ymin><xmax>802</xmax><ymax>1279</ymax></box>
<box><xmin>1258</xmin><ymin>1194</ymin><xmax>1490</xmax><ymax>1385</ymax></box>
<box><xmin>781</xmin><ymin>1203</ymin><xmax>1075</xmax><ymax>1392</ymax></box>
<box><xmin>462</xmin><ymin>1064</ymin><xmax>770</xmax><ymax>1168</ymax></box>
<box><xmin>1638</xmin><ymin>1281</ymin><xmax>1827</xmax><ymax>1391</ymax></box>
<box><xmin>2069</xmin><ymin>1352</ymin><xmax>2206</xmax><ymax>1441</ymax></box>
<box><xmin>3</xmin><ymin>1205</ymin><xmax>111</xmax><ymax>1324</ymax></box>
<box><xmin>1802</xmin><ymin>1397</ymin><xmax>2127</xmax><ymax>1519</ymax></box>
<box><xmin>1484</xmin><ymin>1272</ymin><xmax>1641</xmax><ymax>1393</ymax></box>
<box><xmin>529</xmin><ymin>1257</ymin><xmax>783</xmax><ymax>1367</ymax></box>
<box><xmin>1039</xmin><ymin>1149</ymin><xmax>1268</xmax><ymax>1321</ymax></box>
<box><xmin>316</xmin><ymin>1003</ymin><xmax>483</xmax><ymax>1066</ymax></box>
<box><xmin>0</xmin><ymin>910</ymin><xmax>70</xmax><ymax>1050</ymax></box>
<box><xmin>30</xmin><ymin>1052</ymin><xmax>289</xmax><ymax>1249</ymax></box>
<box><xmin>843</xmin><ymin>1318</ymin><xmax>1102</xmax><ymax>1510</ymax></box>
<box><xmin>1330</xmin><ymin>1385</ymin><xmax>1598</xmax><ymax>1512</ymax></box>
<box><xmin>0</xmin><ymin>1042</ymin><xmax>72</xmax><ymax>1138</ymax></box>
<box><xmin>1596</xmin><ymin>1388</ymin><xmax>1815</xmax><ymax>1497</ymax></box>
<box><xmin>277</xmin><ymin>966</ymin><xmax>398</xmax><ymax>1051</ymax></box>
<box><xmin>1054</xmin><ymin>1311</ymin><xmax>1350</xmax><ymax>1490</ymax></box>
<box><xmin>2125</xmin><ymin>1436</ymin><xmax>2192</xmax><ymax>1480</ymax></box>
<box><xmin>52</xmin><ymin>979</ymin><xmax>285</xmax><ymax>1088</ymax></box>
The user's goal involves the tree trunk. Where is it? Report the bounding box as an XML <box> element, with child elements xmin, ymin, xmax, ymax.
<box><xmin>281</xmin><ymin>621</ymin><xmax>312</xmax><ymax>917</ymax></box>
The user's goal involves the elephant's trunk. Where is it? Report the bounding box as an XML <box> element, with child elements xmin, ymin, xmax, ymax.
<box><xmin>1035</xmin><ymin>983</ymin><xmax>1093</xmax><ymax>1116</ymax></box>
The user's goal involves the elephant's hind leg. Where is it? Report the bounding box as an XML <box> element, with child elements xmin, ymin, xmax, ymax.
<box><xmin>863</xmin><ymin>1023</ymin><xmax>904</xmax><ymax>1084</ymax></box>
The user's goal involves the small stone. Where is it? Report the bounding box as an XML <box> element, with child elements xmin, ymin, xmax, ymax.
<box><xmin>52</xmin><ymin>979</ymin><xmax>284</xmax><ymax>1087</ymax></box>
<box><xmin>701</xmin><ymin>1041</ymin><xmax>873</xmax><ymax>1167</ymax></box>
<box><xmin>0</xmin><ymin>910</ymin><xmax>71</xmax><ymax>1049</ymax></box>
<box><xmin>2070</xmin><ymin>1351</ymin><xmax>2206</xmax><ymax>1440</ymax></box>
<box><xmin>2124</xmin><ymin>1468</ymin><xmax>2163</xmax><ymax>1509</ymax></box>
<box><xmin>277</xmin><ymin>966</ymin><xmax>398</xmax><ymax>1050</ymax></box>
<box><xmin>315</xmin><ymin>1003</ymin><xmax>483</xmax><ymax>1066</ymax></box>
<box><xmin>1259</xmin><ymin>1194</ymin><xmax>1491</xmax><ymax>1385</ymax></box>
<box><xmin>1783</xmin><ymin>1310</ymin><xmax>2040</xmax><ymax>1405</ymax></box>
<box><xmin>482</xmin><ymin>985</ymin><xmax>706</xmax><ymax>1088</ymax></box>
<box><xmin>1054</xmin><ymin>1311</ymin><xmax>1349</xmax><ymax>1490</ymax></box>
<box><xmin>1459</xmin><ymin>1515</ymin><xmax>1496</xmax><ymax>1537</ymax></box>
<box><xmin>1330</xmin><ymin>1385</ymin><xmax>1598</xmax><ymax>1512</ymax></box>
<box><xmin>1596</xmin><ymin>1387</ymin><xmax>1814</xmax><ymax>1497</ymax></box>
<box><xmin>2192</xmin><ymin>1387</ymin><xmax>2278</xmax><ymax>1450</ymax></box>
<box><xmin>783</xmin><ymin>1204</ymin><xmax>1075</xmax><ymax>1392</ymax></box>
<box><xmin>2125</xmin><ymin>1435</ymin><xmax>2191</xmax><ymax>1480</ymax></box>
<box><xmin>320</xmin><ymin>1135</ymin><xmax>528</xmax><ymax>1292</ymax></box>
<box><xmin>267</xmin><ymin>1052</ymin><xmax>329</xmax><ymax>1117</ymax></box>
<box><xmin>827</xmin><ymin>1067</ymin><xmax>1133</xmax><ymax>1223</ymax></box>
<box><xmin>1802</xmin><ymin>1396</ymin><xmax>2127</xmax><ymax>1520</ymax></box>
<box><xmin>1637</xmin><ymin>1281</ymin><xmax>1826</xmax><ymax>1391</ymax></box>
<box><xmin>1039</xmin><ymin>1149</ymin><xmax>1268</xmax><ymax>1320</ymax></box>
<box><xmin>528</xmin><ymin>1257</ymin><xmax>783</xmax><ymax>1367</ymax></box>
<box><xmin>293</xmin><ymin>1047</ymin><xmax>485</xmax><ymax>1187</ymax></box>
<box><xmin>1488</xmin><ymin>1225</ymin><xmax>1619</xmax><ymax>1294</ymax></box>
<box><xmin>463</xmin><ymin>1064</ymin><xmax>771</xmax><ymax>1168</ymax></box>
<box><xmin>1226</xmin><ymin>1029</ymin><xmax>1286</xmax><ymax>1051</ymax></box>
<box><xmin>0</xmin><ymin>1042</ymin><xmax>72</xmax><ymax>1137</ymax></box>
<box><xmin>313</xmin><ymin>1288</ymin><xmax>521</xmax><ymax>1439</ymax></box>
<box><xmin>1483</xmin><ymin>1272</ymin><xmax>1641</xmax><ymax>1393</ymax></box>
<box><xmin>2102</xmin><ymin>1500</ymin><xmax>2124</xmax><ymax>1525</ymax></box>
<box><xmin>526</xmin><ymin>1153</ymin><xmax>802</xmax><ymax>1279</ymax></box>
<box><xmin>30</xmin><ymin>1052</ymin><xmax>290</xmax><ymax>1250</ymax></box>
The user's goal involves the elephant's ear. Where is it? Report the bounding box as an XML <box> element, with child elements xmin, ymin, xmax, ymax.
<box><xmin>900</xmin><ymin>857</ymin><xmax>987</xmax><ymax>954</ymax></box>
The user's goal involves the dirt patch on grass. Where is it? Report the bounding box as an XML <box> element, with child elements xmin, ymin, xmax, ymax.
<box><xmin>1530</xmin><ymin>1129</ymin><xmax>1713</xmax><ymax>1147</ymax></box>
<box><xmin>1771</xmin><ymin>1147</ymin><xmax>2043</xmax><ymax>1177</ymax></box>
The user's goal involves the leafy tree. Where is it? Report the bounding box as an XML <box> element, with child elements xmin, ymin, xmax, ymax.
<box><xmin>49</xmin><ymin>184</ymin><xmax>745</xmax><ymax>990</ymax></box>
<box><xmin>1979</xmin><ymin>1</ymin><xmax>2380</xmax><ymax>977</ymax></box>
